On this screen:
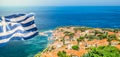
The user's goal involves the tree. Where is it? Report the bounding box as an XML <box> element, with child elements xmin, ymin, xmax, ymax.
<box><xmin>79</xmin><ymin>27</ymin><xmax>86</xmax><ymax>32</ymax></box>
<box><xmin>87</xmin><ymin>35</ymin><xmax>95</xmax><ymax>41</ymax></box>
<box><xmin>74</xmin><ymin>28</ymin><xmax>79</xmax><ymax>33</ymax></box>
<box><xmin>77</xmin><ymin>37</ymin><xmax>84</xmax><ymax>46</ymax></box>
<box><xmin>72</xmin><ymin>45</ymin><xmax>79</xmax><ymax>50</ymax></box>
<box><xmin>95</xmin><ymin>30</ymin><xmax>103</xmax><ymax>35</ymax></box>
<box><xmin>64</xmin><ymin>31</ymin><xmax>71</xmax><ymax>35</ymax></box>
<box><xmin>98</xmin><ymin>34</ymin><xmax>107</xmax><ymax>40</ymax></box>
<box><xmin>57</xmin><ymin>51</ymin><xmax>69</xmax><ymax>57</ymax></box>
<box><xmin>113</xmin><ymin>28</ymin><xmax>120</xmax><ymax>33</ymax></box>
<box><xmin>77</xmin><ymin>38</ymin><xmax>81</xmax><ymax>46</ymax></box>
<box><xmin>107</xmin><ymin>37</ymin><xmax>113</xmax><ymax>45</ymax></box>
<box><xmin>82</xmin><ymin>46</ymin><xmax>120</xmax><ymax>57</ymax></box>
<box><xmin>64</xmin><ymin>31</ymin><xmax>74</xmax><ymax>41</ymax></box>
<box><xmin>108</xmin><ymin>34</ymin><xmax>117</xmax><ymax>39</ymax></box>
<box><xmin>107</xmin><ymin>34</ymin><xmax>117</xmax><ymax>45</ymax></box>
<box><xmin>63</xmin><ymin>31</ymin><xmax>71</xmax><ymax>45</ymax></box>
<box><xmin>69</xmin><ymin>33</ymin><xmax>74</xmax><ymax>41</ymax></box>
<box><xmin>62</xmin><ymin>37</ymin><xmax>65</xmax><ymax>45</ymax></box>
<box><xmin>74</xmin><ymin>27</ymin><xmax>87</xmax><ymax>32</ymax></box>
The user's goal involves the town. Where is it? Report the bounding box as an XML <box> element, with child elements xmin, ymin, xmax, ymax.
<box><xmin>35</xmin><ymin>26</ymin><xmax>120</xmax><ymax>57</ymax></box>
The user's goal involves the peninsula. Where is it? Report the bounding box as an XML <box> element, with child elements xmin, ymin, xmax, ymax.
<box><xmin>35</xmin><ymin>26</ymin><xmax>120</xmax><ymax>57</ymax></box>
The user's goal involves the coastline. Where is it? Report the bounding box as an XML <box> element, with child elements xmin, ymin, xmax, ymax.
<box><xmin>34</xmin><ymin>30</ymin><xmax>54</xmax><ymax>57</ymax></box>
<box><xmin>34</xmin><ymin>47</ymin><xmax>49</xmax><ymax>57</ymax></box>
<box><xmin>34</xmin><ymin>26</ymin><xmax>120</xmax><ymax>57</ymax></box>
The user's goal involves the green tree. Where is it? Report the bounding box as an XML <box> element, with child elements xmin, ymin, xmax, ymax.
<box><xmin>82</xmin><ymin>46</ymin><xmax>120</xmax><ymax>57</ymax></box>
<box><xmin>107</xmin><ymin>38</ymin><xmax>112</xmax><ymax>45</ymax></box>
<box><xmin>64</xmin><ymin>31</ymin><xmax>74</xmax><ymax>41</ymax></box>
<box><xmin>77</xmin><ymin>37</ymin><xmax>84</xmax><ymax>46</ymax></box>
<box><xmin>72</xmin><ymin>45</ymin><xmax>79</xmax><ymax>50</ymax></box>
<box><xmin>108</xmin><ymin>34</ymin><xmax>117</xmax><ymax>39</ymax></box>
<box><xmin>77</xmin><ymin>38</ymin><xmax>81</xmax><ymax>46</ymax></box>
<box><xmin>75</xmin><ymin>27</ymin><xmax>87</xmax><ymax>32</ymax></box>
<box><xmin>63</xmin><ymin>31</ymin><xmax>71</xmax><ymax>45</ymax></box>
<box><xmin>107</xmin><ymin>34</ymin><xmax>117</xmax><ymax>45</ymax></box>
<box><xmin>62</xmin><ymin>37</ymin><xmax>65</xmax><ymax>45</ymax></box>
<box><xmin>98</xmin><ymin>34</ymin><xmax>107</xmax><ymax>40</ymax></box>
<box><xmin>95</xmin><ymin>30</ymin><xmax>103</xmax><ymax>35</ymax></box>
<box><xmin>69</xmin><ymin>33</ymin><xmax>74</xmax><ymax>41</ymax></box>
<box><xmin>79</xmin><ymin>28</ymin><xmax>86</xmax><ymax>32</ymax></box>
<box><xmin>113</xmin><ymin>28</ymin><xmax>120</xmax><ymax>33</ymax></box>
<box><xmin>74</xmin><ymin>28</ymin><xmax>79</xmax><ymax>33</ymax></box>
<box><xmin>57</xmin><ymin>51</ymin><xmax>69</xmax><ymax>57</ymax></box>
<box><xmin>64</xmin><ymin>31</ymin><xmax>71</xmax><ymax>36</ymax></box>
<box><xmin>87</xmin><ymin>35</ymin><xmax>95</xmax><ymax>41</ymax></box>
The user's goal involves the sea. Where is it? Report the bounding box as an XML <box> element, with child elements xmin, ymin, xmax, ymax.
<box><xmin>0</xmin><ymin>6</ymin><xmax>120</xmax><ymax>57</ymax></box>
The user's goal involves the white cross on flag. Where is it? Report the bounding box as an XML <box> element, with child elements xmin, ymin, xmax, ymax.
<box><xmin>0</xmin><ymin>13</ymin><xmax>38</xmax><ymax>46</ymax></box>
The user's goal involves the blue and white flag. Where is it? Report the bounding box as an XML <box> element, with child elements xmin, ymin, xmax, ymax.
<box><xmin>0</xmin><ymin>13</ymin><xmax>38</xmax><ymax>46</ymax></box>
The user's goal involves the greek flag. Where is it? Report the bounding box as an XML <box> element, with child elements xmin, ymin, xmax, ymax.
<box><xmin>0</xmin><ymin>13</ymin><xmax>38</xmax><ymax>46</ymax></box>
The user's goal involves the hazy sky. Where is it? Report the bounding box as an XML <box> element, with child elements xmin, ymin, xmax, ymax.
<box><xmin>0</xmin><ymin>0</ymin><xmax>120</xmax><ymax>6</ymax></box>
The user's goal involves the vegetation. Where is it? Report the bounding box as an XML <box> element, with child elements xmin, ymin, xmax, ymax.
<box><xmin>77</xmin><ymin>37</ymin><xmax>84</xmax><ymax>46</ymax></box>
<box><xmin>86</xmin><ymin>35</ymin><xmax>96</xmax><ymax>41</ymax></box>
<box><xmin>64</xmin><ymin>31</ymin><xmax>71</xmax><ymax>36</ymax></box>
<box><xmin>78</xmin><ymin>27</ymin><xmax>86</xmax><ymax>32</ymax></box>
<box><xmin>98</xmin><ymin>34</ymin><xmax>107</xmax><ymax>40</ymax></box>
<box><xmin>73</xmin><ymin>27</ymin><xmax>89</xmax><ymax>32</ymax></box>
<box><xmin>72</xmin><ymin>45</ymin><xmax>79</xmax><ymax>50</ymax></box>
<box><xmin>95</xmin><ymin>30</ymin><xmax>103</xmax><ymax>35</ymax></box>
<box><xmin>35</xmin><ymin>26</ymin><xmax>120</xmax><ymax>57</ymax></box>
<box><xmin>63</xmin><ymin>31</ymin><xmax>71</xmax><ymax>45</ymax></box>
<box><xmin>62</xmin><ymin>37</ymin><xmax>65</xmax><ymax>45</ymax></box>
<box><xmin>74</xmin><ymin>28</ymin><xmax>79</xmax><ymax>33</ymax></box>
<box><xmin>102</xmin><ymin>28</ymin><xmax>114</xmax><ymax>32</ymax></box>
<box><xmin>34</xmin><ymin>52</ymin><xmax>42</xmax><ymax>57</ymax></box>
<box><xmin>69</xmin><ymin>33</ymin><xmax>74</xmax><ymax>41</ymax></box>
<box><xmin>82</xmin><ymin>46</ymin><xmax>120</xmax><ymax>57</ymax></box>
<box><xmin>34</xmin><ymin>47</ymin><xmax>49</xmax><ymax>57</ymax></box>
<box><xmin>107</xmin><ymin>34</ymin><xmax>117</xmax><ymax>45</ymax></box>
<box><xmin>108</xmin><ymin>34</ymin><xmax>116</xmax><ymax>39</ymax></box>
<box><xmin>114</xmin><ymin>28</ymin><xmax>120</xmax><ymax>33</ymax></box>
<box><xmin>57</xmin><ymin>51</ymin><xmax>70</xmax><ymax>57</ymax></box>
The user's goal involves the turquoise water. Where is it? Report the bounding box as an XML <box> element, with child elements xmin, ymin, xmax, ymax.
<box><xmin>0</xmin><ymin>6</ymin><xmax>120</xmax><ymax>57</ymax></box>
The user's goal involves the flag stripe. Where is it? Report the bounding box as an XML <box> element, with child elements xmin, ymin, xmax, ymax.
<box><xmin>0</xmin><ymin>13</ymin><xmax>38</xmax><ymax>46</ymax></box>
<box><xmin>0</xmin><ymin>25</ymin><xmax>24</xmax><ymax>36</ymax></box>
<box><xmin>0</xmin><ymin>30</ymin><xmax>23</xmax><ymax>40</ymax></box>
<box><xmin>24</xmin><ymin>31</ymin><xmax>38</xmax><ymax>40</ymax></box>
<box><xmin>5</xmin><ymin>23</ymin><xmax>37</xmax><ymax>32</ymax></box>
<box><xmin>0</xmin><ymin>25</ymin><xmax>38</xmax><ymax>40</ymax></box>
<box><xmin>0</xmin><ymin>31</ymin><xmax>38</xmax><ymax>43</ymax></box>
<box><xmin>22</xmin><ymin>20</ymin><xmax>35</xmax><ymax>27</ymax></box>
<box><xmin>5</xmin><ymin>14</ymin><xmax>25</xmax><ymax>18</ymax></box>
<box><xmin>20</xmin><ymin>16</ymin><xmax>34</xmax><ymax>24</ymax></box>
<box><xmin>17</xmin><ymin>14</ymin><xmax>34</xmax><ymax>23</ymax></box>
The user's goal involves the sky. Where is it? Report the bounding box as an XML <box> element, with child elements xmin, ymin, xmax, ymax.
<box><xmin>0</xmin><ymin>0</ymin><xmax>120</xmax><ymax>7</ymax></box>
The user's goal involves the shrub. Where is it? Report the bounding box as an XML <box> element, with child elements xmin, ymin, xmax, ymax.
<box><xmin>57</xmin><ymin>51</ymin><xmax>69</xmax><ymax>57</ymax></box>
<box><xmin>82</xmin><ymin>46</ymin><xmax>120</xmax><ymax>57</ymax></box>
<box><xmin>72</xmin><ymin>45</ymin><xmax>79</xmax><ymax>50</ymax></box>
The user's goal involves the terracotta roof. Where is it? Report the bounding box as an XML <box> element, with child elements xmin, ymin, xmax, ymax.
<box><xmin>111</xmin><ymin>40</ymin><xmax>119</xmax><ymax>42</ymax></box>
<box><xmin>66</xmin><ymin>50</ymin><xmax>86</xmax><ymax>56</ymax></box>
<box><xmin>65</xmin><ymin>36</ymin><xmax>70</xmax><ymax>39</ymax></box>
<box><xmin>115</xmin><ymin>44</ymin><xmax>120</xmax><ymax>49</ymax></box>
<box><xmin>108</xmin><ymin>32</ymin><xmax>115</xmax><ymax>35</ymax></box>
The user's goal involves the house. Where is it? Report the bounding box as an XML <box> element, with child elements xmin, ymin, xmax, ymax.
<box><xmin>116</xmin><ymin>32</ymin><xmax>120</xmax><ymax>39</ymax></box>
<box><xmin>111</xmin><ymin>40</ymin><xmax>119</xmax><ymax>46</ymax></box>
